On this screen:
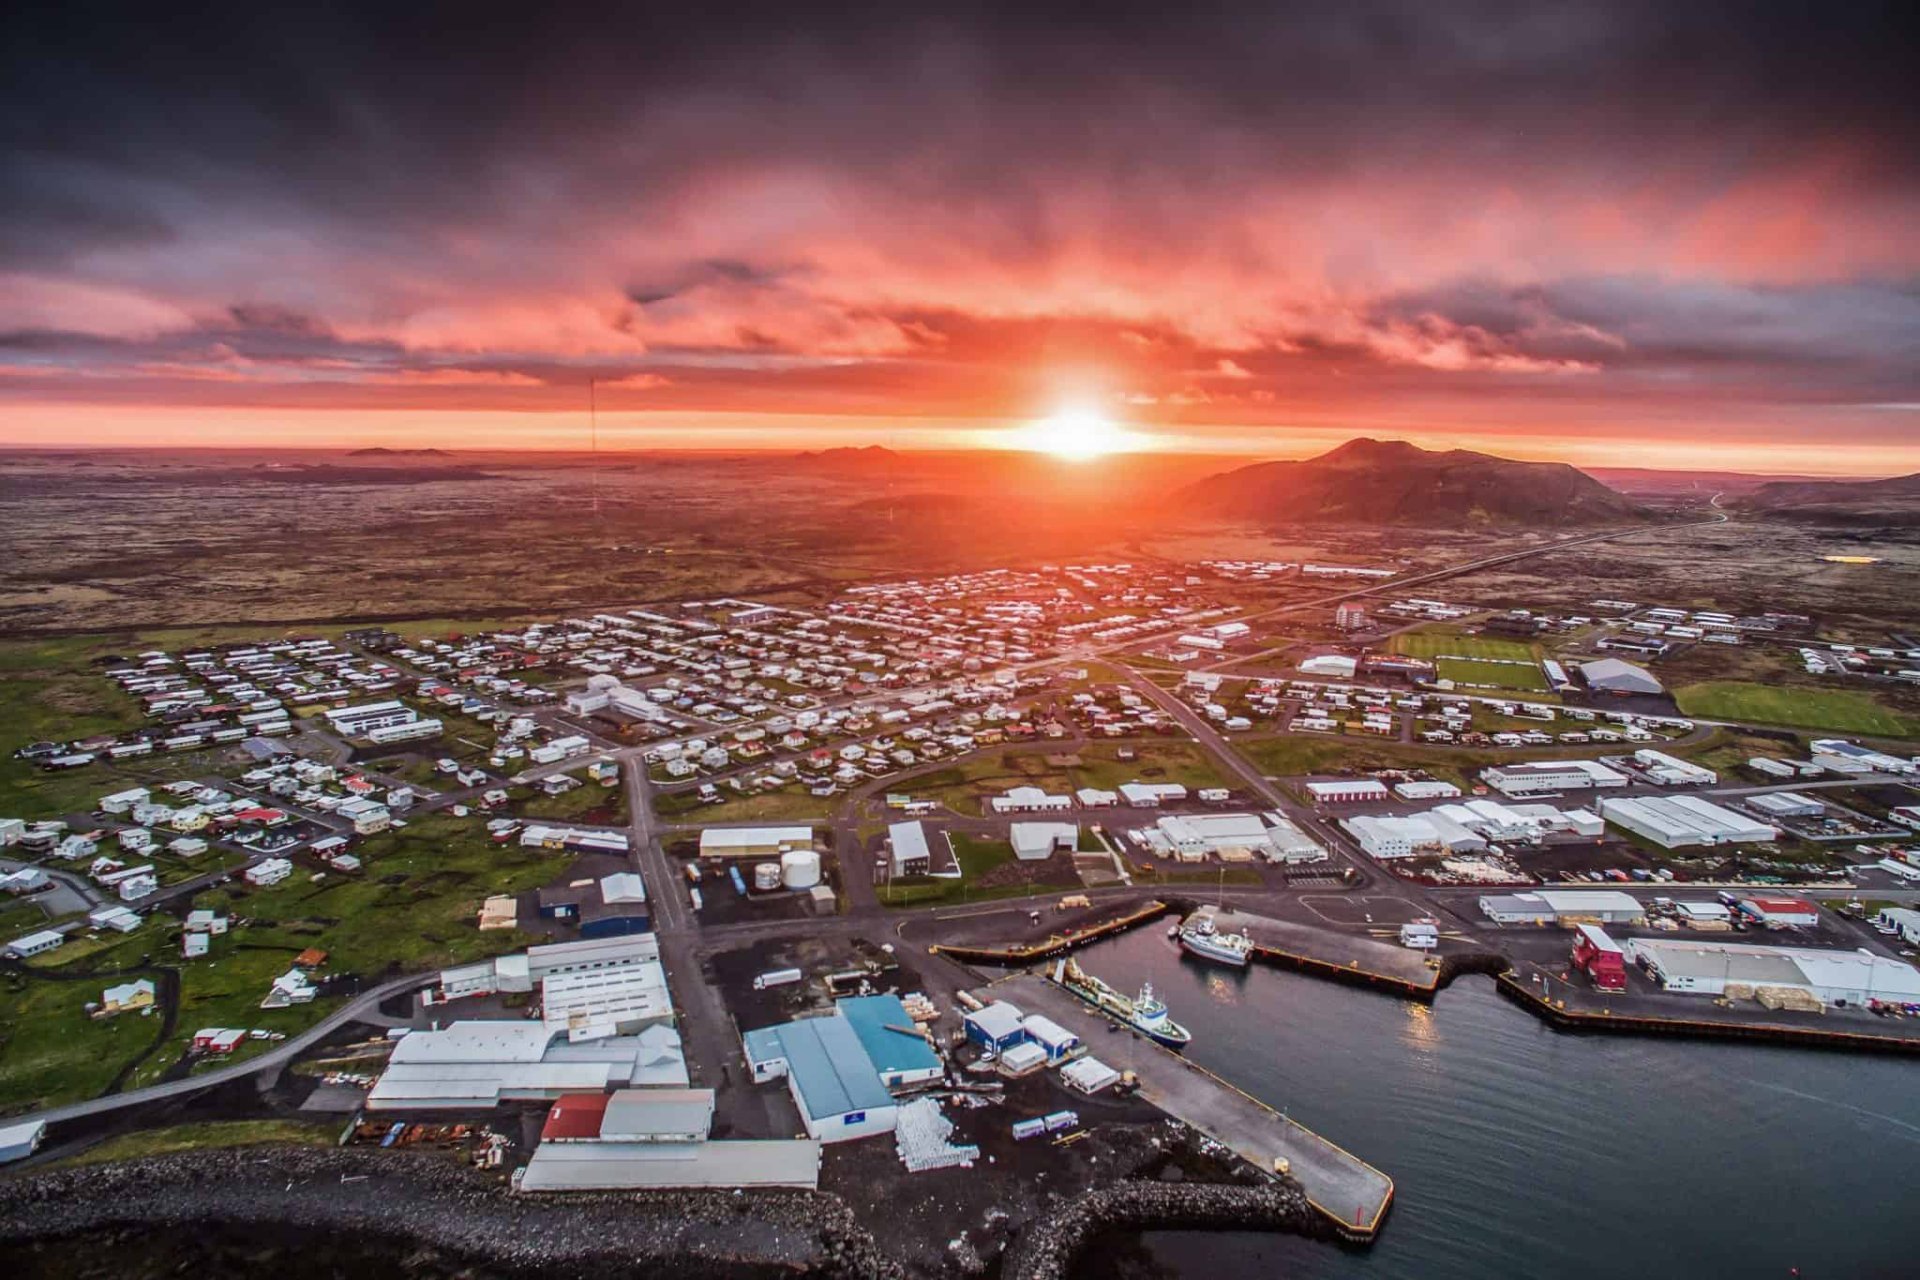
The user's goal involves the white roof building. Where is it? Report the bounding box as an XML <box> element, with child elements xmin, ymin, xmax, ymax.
<box><xmin>1600</xmin><ymin>795</ymin><xmax>1776</xmax><ymax>849</ymax></box>
<box><xmin>1625</xmin><ymin>938</ymin><xmax>1920</xmax><ymax>1006</ymax></box>
<box><xmin>1009</xmin><ymin>822</ymin><xmax>1078</xmax><ymax>860</ymax></box>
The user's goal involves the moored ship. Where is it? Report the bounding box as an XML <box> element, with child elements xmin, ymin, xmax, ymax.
<box><xmin>1050</xmin><ymin>957</ymin><xmax>1193</xmax><ymax>1048</ymax></box>
<box><xmin>1178</xmin><ymin>914</ymin><xmax>1254</xmax><ymax>967</ymax></box>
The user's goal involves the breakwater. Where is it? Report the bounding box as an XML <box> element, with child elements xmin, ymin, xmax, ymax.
<box><xmin>928</xmin><ymin>899</ymin><xmax>1174</xmax><ymax>964</ymax></box>
<box><xmin>1005</xmin><ymin>1179</ymin><xmax>1319</xmax><ymax>1280</ymax></box>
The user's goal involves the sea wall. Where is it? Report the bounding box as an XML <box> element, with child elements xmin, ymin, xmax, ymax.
<box><xmin>1003</xmin><ymin>1179</ymin><xmax>1320</xmax><ymax>1280</ymax></box>
<box><xmin>0</xmin><ymin>1147</ymin><xmax>904</xmax><ymax>1279</ymax></box>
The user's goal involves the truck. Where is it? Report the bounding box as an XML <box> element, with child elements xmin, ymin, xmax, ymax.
<box><xmin>753</xmin><ymin>967</ymin><xmax>804</xmax><ymax>990</ymax></box>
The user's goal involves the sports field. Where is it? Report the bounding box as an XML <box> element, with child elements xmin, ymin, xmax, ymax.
<box><xmin>1392</xmin><ymin>629</ymin><xmax>1539</xmax><ymax>663</ymax></box>
<box><xmin>1674</xmin><ymin>682</ymin><xmax>1920</xmax><ymax>738</ymax></box>
<box><xmin>1435</xmin><ymin>656</ymin><xmax>1551</xmax><ymax>692</ymax></box>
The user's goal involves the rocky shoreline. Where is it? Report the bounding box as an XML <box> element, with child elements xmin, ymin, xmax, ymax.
<box><xmin>0</xmin><ymin>1147</ymin><xmax>902</xmax><ymax>1278</ymax></box>
<box><xmin>1</xmin><ymin>1138</ymin><xmax>1331</xmax><ymax>1279</ymax></box>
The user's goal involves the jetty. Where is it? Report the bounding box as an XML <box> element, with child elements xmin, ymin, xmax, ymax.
<box><xmin>1184</xmin><ymin>905</ymin><xmax>1448</xmax><ymax>997</ymax></box>
<box><xmin>990</xmin><ymin>971</ymin><xmax>1394</xmax><ymax>1239</ymax></box>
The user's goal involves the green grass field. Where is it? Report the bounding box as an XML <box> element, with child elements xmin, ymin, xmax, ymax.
<box><xmin>0</xmin><ymin>812</ymin><xmax>558</xmax><ymax>1111</ymax></box>
<box><xmin>881</xmin><ymin>832</ymin><xmax>1078</xmax><ymax>908</ymax></box>
<box><xmin>55</xmin><ymin>1119</ymin><xmax>338</xmax><ymax>1168</ymax></box>
<box><xmin>1435</xmin><ymin>656</ymin><xmax>1552</xmax><ymax>692</ymax></box>
<box><xmin>1674</xmin><ymin>682</ymin><xmax>1920</xmax><ymax>739</ymax></box>
<box><xmin>1391</xmin><ymin>628</ymin><xmax>1539</xmax><ymax>663</ymax></box>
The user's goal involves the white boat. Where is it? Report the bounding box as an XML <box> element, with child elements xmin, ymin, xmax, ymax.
<box><xmin>1178</xmin><ymin>914</ymin><xmax>1253</xmax><ymax>968</ymax></box>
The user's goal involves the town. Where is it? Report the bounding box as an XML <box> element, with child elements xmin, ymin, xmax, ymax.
<box><xmin>3</xmin><ymin>545</ymin><xmax>1919</xmax><ymax>1273</ymax></box>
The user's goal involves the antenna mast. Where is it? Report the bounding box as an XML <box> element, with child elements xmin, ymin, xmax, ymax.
<box><xmin>589</xmin><ymin>377</ymin><xmax>600</xmax><ymax>520</ymax></box>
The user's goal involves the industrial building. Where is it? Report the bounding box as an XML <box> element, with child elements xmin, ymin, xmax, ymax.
<box><xmin>1580</xmin><ymin>658</ymin><xmax>1663</xmax><ymax>696</ymax></box>
<box><xmin>1481</xmin><ymin>759</ymin><xmax>1629</xmax><ymax>796</ymax></box>
<box><xmin>697</xmin><ymin>826</ymin><xmax>814</xmax><ymax>858</ymax></box>
<box><xmin>1010</xmin><ymin>822</ymin><xmax>1078</xmax><ymax>860</ymax></box>
<box><xmin>1737</xmin><ymin>896</ymin><xmax>1820</xmax><ymax>928</ymax></box>
<box><xmin>1304</xmin><ymin>779</ymin><xmax>1390</xmax><ymax>805</ymax></box>
<box><xmin>1599</xmin><ymin>795</ymin><xmax>1776</xmax><ymax>849</ymax></box>
<box><xmin>516</xmin><ymin>1088</ymin><xmax>821</xmax><ymax>1192</ymax></box>
<box><xmin>835</xmin><ymin>994</ymin><xmax>944</xmax><ymax>1086</ymax></box>
<box><xmin>1143</xmin><ymin>812</ymin><xmax>1325</xmax><ymax>864</ymax></box>
<box><xmin>740</xmin><ymin>1012</ymin><xmax>901</xmax><ymax>1143</ymax></box>
<box><xmin>887</xmin><ymin>821</ymin><xmax>932</xmax><ymax>876</ymax></box>
<box><xmin>1808</xmin><ymin>739</ymin><xmax>1914</xmax><ymax>776</ymax></box>
<box><xmin>1478</xmin><ymin>890</ymin><xmax>1645</xmax><ymax>925</ymax></box>
<box><xmin>367</xmin><ymin>1020</ymin><xmax>689</xmax><ymax>1110</ymax></box>
<box><xmin>990</xmin><ymin>786</ymin><xmax>1072</xmax><ymax>813</ymax></box>
<box><xmin>1744</xmin><ymin>791</ymin><xmax>1825</xmax><ymax>820</ymax></box>
<box><xmin>1631</xmin><ymin>749</ymin><xmax>1716</xmax><ymax>786</ymax></box>
<box><xmin>963</xmin><ymin>1001</ymin><xmax>1030</xmax><ymax>1054</ymax></box>
<box><xmin>1624</xmin><ymin>938</ymin><xmax>1920</xmax><ymax>1006</ymax></box>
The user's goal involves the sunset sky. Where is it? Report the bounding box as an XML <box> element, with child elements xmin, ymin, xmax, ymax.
<box><xmin>2</xmin><ymin>2</ymin><xmax>1916</xmax><ymax>474</ymax></box>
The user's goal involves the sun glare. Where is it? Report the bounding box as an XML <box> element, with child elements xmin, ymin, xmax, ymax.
<box><xmin>1022</xmin><ymin>407</ymin><xmax>1133</xmax><ymax>461</ymax></box>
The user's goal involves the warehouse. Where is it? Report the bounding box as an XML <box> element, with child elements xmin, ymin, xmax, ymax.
<box><xmin>1119</xmin><ymin>781</ymin><xmax>1187</xmax><ymax>807</ymax></box>
<box><xmin>1305</xmin><ymin>779</ymin><xmax>1390</xmax><ymax>805</ymax></box>
<box><xmin>1808</xmin><ymin>739</ymin><xmax>1914</xmax><ymax>776</ymax></box>
<box><xmin>836</xmin><ymin>994</ymin><xmax>943</xmax><ymax>1086</ymax></box>
<box><xmin>516</xmin><ymin>1089</ymin><xmax>820</xmax><ymax>1191</ymax></box>
<box><xmin>698</xmin><ymin>826</ymin><xmax>814</xmax><ymax>858</ymax></box>
<box><xmin>1478</xmin><ymin>890</ymin><xmax>1644</xmax><ymax>925</ymax></box>
<box><xmin>1148</xmin><ymin>812</ymin><xmax>1324</xmax><ymax>863</ymax></box>
<box><xmin>1744</xmin><ymin>791</ymin><xmax>1825</xmax><ymax>820</ymax></box>
<box><xmin>740</xmin><ymin>1014</ymin><xmax>898</xmax><ymax>1143</ymax></box>
<box><xmin>1624</xmin><ymin>938</ymin><xmax>1920</xmax><ymax>1006</ymax></box>
<box><xmin>542</xmin><ymin>965</ymin><xmax>673</xmax><ymax>1039</ymax></box>
<box><xmin>1631</xmin><ymin>749</ymin><xmax>1716</xmax><ymax>786</ymax></box>
<box><xmin>1737</xmin><ymin>896</ymin><xmax>1820</xmax><ymax>928</ymax></box>
<box><xmin>367</xmin><ymin>1020</ymin><xmax>689</xmax><ymax>1109</ymax></box>
<box><xmin>1345</xmin><ymin>812</ymin><xmax>1485</xmax><ymax>860</ymax></box>
<box><xmin>579</xmin><ymin>872</ymin><xmax>650</xmax><ymax>938</ymax></box>
<box><xmin>887</xmin><ymin>821</ymin><xmax>932</xmax><ymax>876</ymax></box>
<box><xmin>1580</xmin><ymin>657</ymin><xmax>1663</xmax><ymax>696</ymax></box>
<box><xmin>1482</xmin><ymin>759</ymin><xmax>1629</xmax><ymax>796</ymax></box>
<box><xmin>989</xmin><ymin>786</ymin><xmax>1072</xmax><ymax>813</ymax></box>
<box><xmin>962</xmin><ymin>1001</ymin><xmax>1030</xmax><ymax>1054</ymax></box>
<box><xmin>1600</xmin><ymin>795</ymin><xmax>1776</xmax><ymax>849</ymax></box>
<box><xmin>1010</xmin><ymin>822</ymin><xmax>1078</xmax><ymax>860</ymax></box>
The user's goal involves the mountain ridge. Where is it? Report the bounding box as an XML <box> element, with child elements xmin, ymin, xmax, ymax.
<box><xmin>1180</xmin><ymin>438</ymin><xmax>1646</xmax><ymax>527</ymax></box>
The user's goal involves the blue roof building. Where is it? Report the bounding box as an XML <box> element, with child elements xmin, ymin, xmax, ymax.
<box><xmin>836</xmin><ymin>994</ymin><xmax>943</xmax><ymax>1086</ymax></box>
<box><xmin>741</xmin><ymin>1013</ymin><xmax>899</xmax><ymax>1143</ymax></box>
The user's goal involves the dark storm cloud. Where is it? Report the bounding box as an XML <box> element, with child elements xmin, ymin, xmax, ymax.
<box><xmin>0</xmin><ymin>0</ymin><xmax>1914</xmax><ymax>450</ymax></box>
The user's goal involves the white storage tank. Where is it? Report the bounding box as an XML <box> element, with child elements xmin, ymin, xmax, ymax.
<box><xmin>752</xmin><ymin>862</ymin><xmax>783</xmax><ymax>892</ymax></box>
<box><xmin>780</xmin><ymin>849</ymin><xmax>822</xmax><ymax>890</ymax></box>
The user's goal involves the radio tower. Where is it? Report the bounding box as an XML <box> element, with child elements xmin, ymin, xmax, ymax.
<box><xmin>589</xmin><ymin>376</ymin><xmax>601</xmax><ymax>522</ymax></box>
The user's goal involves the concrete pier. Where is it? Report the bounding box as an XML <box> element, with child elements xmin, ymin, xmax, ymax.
<box><xmin>1189</xmin><ymin>906</ymin><xmax>1445</xmax><ymax>995</ymax></box>
<box><xmin>991</xmin><ymin>972</ymin><xmax>1394</xmax><ymax>1238</ymax></box>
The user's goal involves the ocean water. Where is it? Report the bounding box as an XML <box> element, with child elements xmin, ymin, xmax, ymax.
<box><xmin>1071</xmin><ymin>926</ymin><xmax>1919</xmax><ymax>1280</ymax></box>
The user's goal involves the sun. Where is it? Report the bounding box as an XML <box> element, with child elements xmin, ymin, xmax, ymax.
<box><xmin>1022</xmin><ymin>407</ymin><xmax>1132</xmax><ymax>461</ymax></box>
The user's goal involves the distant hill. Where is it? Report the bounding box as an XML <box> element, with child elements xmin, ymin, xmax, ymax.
<box><xmin>789</xmin><ymin>445</ymin><xmax>902</xmax><ymax>472</ymax></box>
<box><xmin>1736</xmin><ymin>473</ymin><xmax>1920</xmax><ymax>526</ymax></box>
<box><xmin>1180</xmin><ymin>438</ymin><xmax>1645</xmax><ymax>527</ymax></box>
<box><xmin>346</xmin><ymin>446</ymin><xmax>450</xmax><ymax>457</ymax></box>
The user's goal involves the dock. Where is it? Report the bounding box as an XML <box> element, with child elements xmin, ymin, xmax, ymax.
<box><xmin>1190</xmin><ymin>906</ymin><xmax>1446</xmax><ymax>997</ymax></box>
<box><xmin>990</xmin><ymin>972</ymin><xmax>1394</xmax><ymax>1239</ymax></box>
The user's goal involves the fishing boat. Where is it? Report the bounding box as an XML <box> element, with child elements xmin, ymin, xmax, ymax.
<box><xmin>1050</xmin><ymin>957</ymin><xmax>1193</xmax><ymax>1049</ymax></box>
<box><xmin>1178</xmin><ymin>914</ymin><xmax>1253</xmax><ymax>968</ymax></box>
